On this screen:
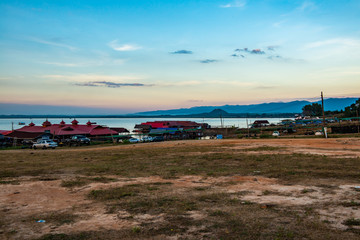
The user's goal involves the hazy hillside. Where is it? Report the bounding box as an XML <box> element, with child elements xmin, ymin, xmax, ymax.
<box><xmin>136</xmin><ymin>98</ymin><xmax>358</xmax><ymax>116</ymax></box>
<box><xmin>0</xmin><ymin>98</ymin><xmax>357</xmax><ymax>116</ymax></box>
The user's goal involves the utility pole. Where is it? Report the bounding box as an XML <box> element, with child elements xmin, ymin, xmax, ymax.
<box><xmin>321</xmin><ymin>92</ymin><xmax>327</xmax><ymax>138</ymax></box>
<box><xmin>356</xmin><ymin>103</ymin><xmax>359</xmax><ymax>134</ymax></box>
<box><xmin>246</xmin><ymin>117</ymin><xmax>250</xmax><ymax>137</ymax></box>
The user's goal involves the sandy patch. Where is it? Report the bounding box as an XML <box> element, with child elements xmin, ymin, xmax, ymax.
<box><xmin>2</xmin><ymin>174</ymin><xmax>360</xmax><ymax>239</ymax></box>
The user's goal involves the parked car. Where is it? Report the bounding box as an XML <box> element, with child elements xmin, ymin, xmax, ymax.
<box><xmin>142</xmin><ymin>136</ymin><xmax>153</xmax><ymax>142</ymax></box>
<box><xmin>151</xmin><ymin>136</ymin><xmax>164</xmax><ymax>142</ymax></box>
<box><xmin>129</xmin><ymin>138</ymin><xmax>140</xmax><ymax>143</ymax></box>
<box><xmin>315</xmin><ymin>131</ymin><xmax>323</xmax><ymax>136</ymax></box>
<box><xmin>304</xmin><ymin>130</ymin><xmax>315</xmax><ymax>135</ymax></box>
<box><xmin>272</xmin><ymin>131</ymin><xmax>280</xmax><ymax>137</ymax></box>
<box><xmin>32</xmin><ymin>140</ymin><xmax>58</xmax><ymax>149</ymax></box>
<box><xmin>0</xmin><ymin>134</ymin><xmax>12</xmax><ymax>148</ymax></box>
<box><xmin>66</xmin><ymin>135</ymin><xmax>91</xmax><ymax>146</ymax></box>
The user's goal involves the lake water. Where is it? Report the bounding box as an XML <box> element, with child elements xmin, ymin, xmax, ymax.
<box><xmin>0</xmin><ymin>117</ymin><xmax>286</xmax><ymax>132</ymax></box>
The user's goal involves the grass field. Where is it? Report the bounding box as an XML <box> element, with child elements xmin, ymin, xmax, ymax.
<box><xmin>1</xmin><ymin>138</ymin><xmax>360</xmax><ymax>239</ymax></box>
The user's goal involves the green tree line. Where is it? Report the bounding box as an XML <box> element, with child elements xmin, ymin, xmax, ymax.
<box><xmin>302</xmin><ymin>98</ymin><xmax>360</xmax><ymax>117</ymax></box>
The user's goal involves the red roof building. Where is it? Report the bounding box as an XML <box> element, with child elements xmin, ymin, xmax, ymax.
<box><xmin>134</xmin><ymin>121</ymin><xmax>209</xmax><ymax>134</ymax></box>
<box><xmin>140</xmin><ymin>121</ymin><xmax>206</xmax><ymax>129</ymax></box>
<box><xmin>0</xmin><ymin>130</ymin><xmax>12</xmax><ymax>135</ymax></box>
<box><xmin>7</xmin><ymin>120</ymin><xmax>120</xmax><ymax>139</ymax></box>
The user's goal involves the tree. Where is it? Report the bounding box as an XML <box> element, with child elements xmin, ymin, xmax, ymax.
<box><xmin>302</xmin><ymin>103</ymin><xmax>322</xmax><ymax>116</ymax></box>
<box><xmin>344</xmin><ymin>98</ymin><xmax>360</xmax><ymax>117</ymax></box>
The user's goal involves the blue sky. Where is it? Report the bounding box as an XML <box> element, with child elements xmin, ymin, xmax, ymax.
<box><xmin>1</xmin><ymin>0</ymin><xmax>360</xmax><ymax>113</ymax></box>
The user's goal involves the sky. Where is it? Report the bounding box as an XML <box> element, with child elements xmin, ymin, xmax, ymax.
<box><xmin>1</xmin><ymin>0</ymin><xmax>360</xmax><ymax>114</ymax></box>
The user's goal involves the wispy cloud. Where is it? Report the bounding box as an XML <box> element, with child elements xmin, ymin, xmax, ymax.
<box><xmin>200</xmin><ymin>59</ymin><xmax>218</xmax><ymax>63</ymax></box>
<box><xmin>158</xmin><ymin>81</ymin><xmax>202</xmax><ymax>87</ymax></box>
<box><xmin>40</xmin><ymin>58</ymin><xmax>125</xmax><ymax>67</ymax></box>
<box><xmin>303</xmin><ymin>38</ymin><xmax>360</xmax><ymax>49</ymax></box>
<box><xmin>208</xmin><ymin>80</ymin><xmax>257</xmax><ymax>87</ymax></box>
<box><xmin>108</xmin><ymin>40</ymin><xmax>142</xmax><ymax>51</ymax></box>
<box><xmin>231</xmin><ymin>54</ymin><xmax>245</xmax><ymax>58</ymax></box>
<box><xmin>235</xmin><ymin>48</ymin><xmax>249</xmax><ymax>52</ymax></box>
<box><xmin>43</xmin><ymin>74</ymin><xmax>151</xmax><ymax>89</ymax></box>
<box><xmin>220</xmin><ymin>0</ymin><xmax>246</xmax><ymax>8</ymax></box>
<box><xmin>75</xmin><ymin>81</ymin><xmax>151</xmax><ymax>88</ymax></box>
<box><xmin>297</xmin><ymin>1</ymin><xmax>317</xmax><ymax>12</ymax></box>
<box><xmin>254</xmin><ymin>85</ymin><xmax>276</xmax><ymax>90</ymax></box>
<box><xmin>187</xmin><ymin>99</ymin><xmax>203</xmax><ymax>103</ymax></box>
<box><xmin>158</xmin><ymin>80</ymin><xmax>256</xmax><ymax>87</ymax></box>
<box><xmin>267</xmin><ymin>45</ymin><xmax>280</xmax><ymax>51</ymax></box>
<box><xmin>272</xmin><ymin>20</ymin><xmax>287</xmax><ymax>28</ymax></box>
<box><xmin>170</xmin><ymin>50</ymin><xmax>193</xmax><ymax>54</ymax></box>
<box><xmin>41</xmin><ymin>62</ymin><xmax>84</xmax><ymax>67</ymax></box>
<box><xmin>235</xmin><ymin>48</ymin><xmax>265</xmax><ymax>54</ymax></box>
<box><xmin>278</xmin><ymin>1</ymin><xmax>317</xmax><ymax>26</ymax></box>
<box><xmin>267</xmin><ymin>55</ymin><xmax>282</xmax><ymax>60</ymax></box>
<box><xmin>267</xmin><ymin>55</ymin><xmax>306</xmax><ymax>63</ymax></box>
<box><xmin>27</xmin><ymin>37</ymin><xmax>77</xmax><ymax>51</ymax></box>
<box><xmin>43</xmin><ymin>74</ymin><xmax>144</xmax><ymax>83</ymax></box>
<box><xmin>250</xmin><ymin>49</ymin><xmax>265</xmax><ymax>54</ymax></box>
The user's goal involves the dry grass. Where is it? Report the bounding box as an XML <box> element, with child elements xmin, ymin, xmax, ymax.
<box><xmin>1</xmin><ymin>144</ymin><xmax>360</xmax><ymax>182</ymax></box>
<box><xmin>1</xmin><ymin>140</ymin><xmax>360</xmax><ymax>239</ymax></box>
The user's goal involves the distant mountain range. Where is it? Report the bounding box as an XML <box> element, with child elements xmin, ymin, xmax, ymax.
<box><xmin>135</xmin><ymin>98</ymin><xmax>359</xmax><ymax>116</ymax></box>
<box><xmin>0</xmin><ymin>98</ymin><xmax>358</xmax><ymax>117</ymax></box>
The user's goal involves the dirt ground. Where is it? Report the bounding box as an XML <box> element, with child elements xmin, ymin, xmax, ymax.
<box><xmin>1</xmin><ymin>138</ymin><xmax>360</xmax><ymax>239</ymax></box>
<box><xmin>68</xmin><ymin>138</ymin><xmax>360</xmax><ymax>158</ymax></box>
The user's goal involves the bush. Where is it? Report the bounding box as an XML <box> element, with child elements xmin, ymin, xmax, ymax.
<box><xmin>260</xmin><ymin>134</ymin><xmax>274</xmax><ymax>139</ymax></box>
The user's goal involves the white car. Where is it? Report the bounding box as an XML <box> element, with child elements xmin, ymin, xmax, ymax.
<box><xmin>32</xmin><ymin>140</ymin><xmax>58</xmax><ymax>149</ymax></box>
<box><xmin>272</xmin><ymin>131</ymin><xmax>280</xmax><ymax>137</ymax></box>
<box><xmin>128</xmin><ymin>138</ymin><xmax>140</xmax><ymax>143</ymax></box>
<box><xmin>315</xmin><ymin>131</ymin><xmax>323</xmax><ymax>136</ymax></box>
<box><xmin>142</xmin><ymin>136</ymin><xmax>153</xmax><ymax>142</ymax></box>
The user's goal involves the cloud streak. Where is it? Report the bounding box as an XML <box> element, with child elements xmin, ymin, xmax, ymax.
<box><xmin>157</xmin><ymin>80</ymin><xmax>256</xmax><ymax>88</ymax></box>
<box><xmin>250</xmin><ymin>49</ymin><xmax>265</xmax><ymax>54</ymax></box>
<box><xmin>75</xmin><ymin>81</ymin><xmax>150</xmax><ymax>88</ymax></box>
<box><xmin>267</xmin><ymin>45</ymin><xmax>279</xmax><ymax>51</ymax></box>
<box><xmin>220</xmin><ymin>0</ymin><xmax>246</xmax><ymax>8</ymax></box>
<box><xmin>41</xmin><ymin>62</ymin><xmax>84</xmax><ymax>67</ymax></box>
<box><xmin>303</xmin><ymin>38</ymin><xmax>360</xmax><ymax>49</ymax></box>
<box><xmin>235</xmin><ymin>48</ymin><xmax>265</xmax><ymax>54</ymax></box>
<box><xmin>171</xmin><ymin>50</ymin><xmax>193</xmax><ymax>54</ymax></box>
<box><xmin>200</xmin><ymin>59</ymin><xmax>218</xmax><ymax>63</ymax></box>
<box><xmin>297</xmin><ymin>1</ymin><xmax>317</xmax><ymax>12</ymax></box>
<box><xmin>43</xmin><ymin>74</ymin><xmax>145</xmax><ymax>83</ymax></box>
<box><xmin>108</xmin><ymin>40</ymin><xmax>142</xmax><ymax>51</ymax></box>
<box><xmin>27</xmin><ymin>37</ymin><xmax>77</xmax><ymax>51</ymax></box>
<box><xmin>231</xmin><ymin>54</ymin><xmax>245</xmax><ymax>58</ymax></box>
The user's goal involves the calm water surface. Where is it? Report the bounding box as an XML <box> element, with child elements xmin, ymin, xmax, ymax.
<box><xmin>0</xmin><ymin>117</ymin><xmax>285</xmax><ymax>131</ymax></box>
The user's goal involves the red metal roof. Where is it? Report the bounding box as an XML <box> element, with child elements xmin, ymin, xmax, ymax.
<box><xmin>42</xmin><ymin>120</ymin><xmax>52</xmax><ymax>127</ymax></box>
<box><xmin>0</xmin><ymin>130</ymin><xmax>12</xmax><ymax>135</ymax></box>
<box><xmin>110</xmin><ymin>127</ymin><xmax>130</xmax><ymax>133</ymax></box>
<box><xmin>12</xmin><ymin>121</ymin><xmax>118</xmax><ymax>137</ymax></box>
<box><xmin>71</xmin><ymin>119</ymin><xmax>79</xmax><ymax>125</ymax></box>
<box><xmin>6</xmin><ymin>131</ymin><xmax>44</xmax><ymax>139</ymax></box>
<box><xmin>140</xmin><ymin>121</ymin><xmax>202</xmax><ymax>129</ymax></box>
